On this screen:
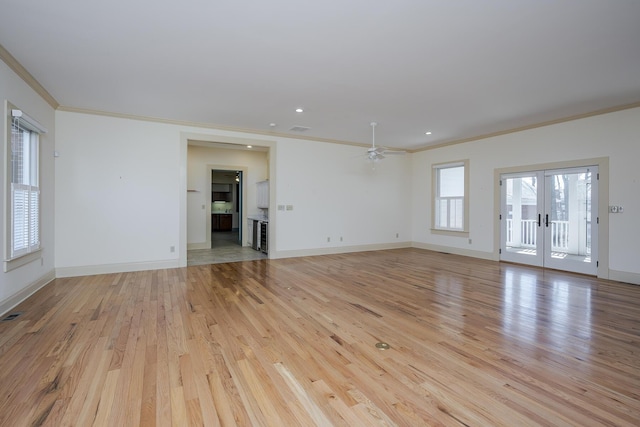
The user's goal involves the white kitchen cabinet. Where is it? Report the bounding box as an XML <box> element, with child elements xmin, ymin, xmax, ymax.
<box><xmin>212</xmin><ymin>183</ymin><xmax>231</xmax><ymax>192</ymax></box>
<box><xmin>256</xmin><ymin>180</ymin><xmax>269</xmax><ymax>208</ymax></box>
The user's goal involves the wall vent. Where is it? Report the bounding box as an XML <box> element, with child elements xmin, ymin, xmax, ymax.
<box><xmin>289</xmin><ymin>126</ymin><xmax>310</xmax><ymax>132</ymax></box>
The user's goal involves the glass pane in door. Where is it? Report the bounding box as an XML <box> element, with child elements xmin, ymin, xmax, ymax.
<box><xmin>501</xmin><ymin>173</ymin><xmax>543</xmax><ymax>266</ymax></box>
<box><xmin>544</xmin><ymin>168</ymin><xmax>597</xmax><ymax>275</ymax></box>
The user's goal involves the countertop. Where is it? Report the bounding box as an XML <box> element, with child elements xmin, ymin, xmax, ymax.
<box><xmin>212</xmin><ymin>212</ymin><xmax>233</xmax><ymax>215</ymax></box>
<box><xmin>248</xmin><ymin>216</ymin><xmax>268</xmax><ymax>222</ymax></box>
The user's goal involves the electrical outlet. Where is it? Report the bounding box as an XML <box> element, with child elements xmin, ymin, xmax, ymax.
<box><xmin>286</xmin><ymin>205</ymin><xmax>293</xmax><ymax>211</ymax></box>
<box><xmin>396</xmin><ymin>233</ymin><xmax>399</xmax><ymax>238</ymax></box>
<box><xmin>610</xmin><ymin>206</ymin><xmax>618</xmax><ymax>213</ymax></box>
<box><xmin>278</xmin><ymin>205</ymin><xmax>285</xmax><ymax>211</ymax></box>
<box><xmin>468</xmin><ymin>238</ymin><xmax>472</xmax><ymax>244</ymax></box>
<box><xmin>340</xmin><ymin>236</ymin><xmax>343</xmax><ymax>242</ymax></box>
<box><xmin>170</xmin><ymin>246</ymin><xmax>175</xmax><ymax>253</ymax></box>
<box><xmin>327</xmin><ymin>237</ymin><xmax>330</xmax><ymax>242</ymax></box>
<box><xmin>618</xmin><ymin>206</ymin><xmax>624</xmax><ymax>213</ymax></box>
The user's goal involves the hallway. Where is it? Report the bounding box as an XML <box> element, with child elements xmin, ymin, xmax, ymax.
<box><xmin>187</xmin><ymin>230</ymin><xmax>267</xmax><ymax>266</ymax></box>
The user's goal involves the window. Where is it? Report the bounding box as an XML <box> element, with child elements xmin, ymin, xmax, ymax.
<box><xmin>5</xmin><ymin>104</ymin><xmax>46</xmax><ymax>270</ymax></box>
<box><xmin>433</xmin><ymin>160</ymin><xmax>469</xmax><ymax>233</ymax></box>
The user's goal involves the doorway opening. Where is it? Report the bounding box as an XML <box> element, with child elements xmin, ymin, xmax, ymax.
<box><xmin>211</xmin><ymin>169</ymin><xmax>242</xmax><ymax>248</ymax></box>
<box><xmin>183</xmin><ymin>136</ymin><xmax>273</xmax><ymax>267</ymax></box>
<box><xmin>188</xmin><ymin>168</ymin><xmax>266</xmax><ymax>266</ymax></box>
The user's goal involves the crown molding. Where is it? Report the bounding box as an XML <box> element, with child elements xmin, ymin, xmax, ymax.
<box><xmin>57</xmin><ymin>105</ymin><xmax>373</xmax><ymax>149</ymax></box>
<box><xmin>411</xmin><ymin>101</ymin><xmax>640</xmax><ymax>153</ymax></box>
<box><xmin>60</xmin><ymin>101</ymin><xmax>640</xmax><ymax>154</ymax></box>
<box><xmin>0</xmin><ymin>43</ymin><xmax>59</xmax><ymax>109</ymax></box>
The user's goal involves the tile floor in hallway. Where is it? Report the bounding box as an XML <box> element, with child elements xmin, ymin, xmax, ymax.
<box><xmin>187</xmin><ymin>230</ymin><xmax>267</xmax><ymax>266</ymax></box>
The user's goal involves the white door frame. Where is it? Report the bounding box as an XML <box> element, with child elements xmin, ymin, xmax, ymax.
<box><xmin>494</xmin><ymin>157</ymin><xmax>609</xmax><ymax>279</ymax></box>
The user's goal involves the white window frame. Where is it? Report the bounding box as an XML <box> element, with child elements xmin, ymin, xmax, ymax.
<box><xmin>4</xmin><ymin>102</ymin><xmax>46</xmax><ymax>271</ymax></box>
<box><xmin>432</xmin><ymin>160</ymin><xmax>469</xmax><ymax>236</ymax></box>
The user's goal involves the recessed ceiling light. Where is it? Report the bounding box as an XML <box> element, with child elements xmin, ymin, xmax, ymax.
<box><xmin>269</xmin><ymin>123</ymin><xmax>276</xmax><ymax>127</ymax></box>
<box><xmin>246</xmin><ymin>145</ymin><xmax>252</xmax><ymax>149</ymax></box>
<box><xmin>295</xmin><ymin>108</ymin><xmax>304</xmax><ymax>113</ymax></box>
<box><xmin>425</xmin><ymin>131</ymin><xmax>432</xmax><ymax>135</ymax></box>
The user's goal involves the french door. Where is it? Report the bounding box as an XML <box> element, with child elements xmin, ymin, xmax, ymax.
<box><xmin>500</xmin><ymin>166</ymin><xmax>598</xmax><ymax>275</ymax></box>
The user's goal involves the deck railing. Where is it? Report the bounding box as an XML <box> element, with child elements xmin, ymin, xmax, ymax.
<box><xmin>506</xmin><ymin>219</ymin><xmax>570</xmax><ymax>251</ymax></box>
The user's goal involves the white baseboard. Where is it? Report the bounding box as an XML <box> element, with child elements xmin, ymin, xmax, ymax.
<box><xmin>39</xmin><ymin>244</ymin><xmax>640</xmax><ymax>292</ymax></box>
<box><xmin>410</xmin><ymin>242</ymin><xmax>496</xmax><ymax>261</ymax></box>
<box><xmin>273</xmin><ymin>241</ymin><xmax>412</xmax><ymax>259</ymax></box>
<box><xmin>608</xmin><ymin>269</ymin><xmax>640</xmax><ymax>286</ymax></box>
<box><xmin>187</xmin><ymin>242</ymin><xmax>210</xmax><ymax>250</ymax></box>
<box><xmin>411</xmin><ymin>243</ymin><xmax>640</xmax><ymax>285</ymax></box>
<box><xmin>0</xmin><ymin>269</ymin><xmax>56</xmax><ymax>317</ymax></box>
<box><xmin>56</xmin><ymin>259</ymin><xmax>182</xmax><ymax>278</ymax></box>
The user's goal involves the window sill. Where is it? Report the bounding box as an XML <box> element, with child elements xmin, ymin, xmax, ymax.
<box><xmin>4</xmin><ymin>249</ymin><xmax>42</xmax><ymax>272</ymax></box>
<box><xmin>430</xmin><ymin>228</ymin><xmax>469</xmax><ymax>238</ymax></box>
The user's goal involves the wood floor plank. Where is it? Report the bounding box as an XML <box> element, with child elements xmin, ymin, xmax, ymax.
<box><xmin>92</xmin><ymin>368</ymin><xmax>119</xmax><ymax>426</ymax></box>
<box><xmin>0</xmin><ymin>248</ymin><xmax>639</xmax><ymax>426</ymax></box>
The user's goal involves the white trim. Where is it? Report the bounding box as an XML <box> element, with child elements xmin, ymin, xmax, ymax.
<box><xmin>432</xmin><ymin>160</ymin><xmax>464</xmax><ymax>169</ymax></box>
<box><xmin>411</xmin><ymin>242</ymin><xmax>496</xmax><ymax>261</ymax></box>
<box><xmin>55</xmin><ymin>259</ymin><xmax>181</xmax><ymax>278</ymax></box>
<box><xmin>5</xmin><ymin>102</ymin><xmax>42</xmax><ymax>265</ymax></box>
<box><xmin>432</xmin><ymin>159</ymin><xmax>469</xmax><ymax>233</ymax></box>
<box><xmin>608</xmin><ymin>269</ymin><xmax>640</xmax><ymax>286</ymax></box>
<box><xmin>3</xmin><ymin>248</ymin><xmax>41</xmax><ymax>272</ymax></box>
<box><xmin>187</xmin><ymin>242</ymin><xmax>211</xmax><ymax>250</ymax></box>
<box><xmin>273</xmin><ymin>242</ymin><xmax>411</xmax><ymax>259</ymax></box>
<box><xmin>0</xmin><ymin>269</ymin><xmax>55</xmax><ymax>317</ymax></box>
<box><xmin>11</xmin><ymin>109</ymin><xmax>48</xmax><ymax>133</ymax></box>
<box><xmin>180</xmin><ymin>131</ymin><xmax>277</xmax><ymax>266</ymax></box>
<box><xmin>494</xmin><ymin>157</ymin><xmax>609</xmax><ymax>279</ymax></box>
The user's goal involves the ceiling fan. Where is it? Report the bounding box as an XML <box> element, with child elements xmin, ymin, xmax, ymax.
<box><xmin>366</xmin><ymin>122</ymin><xmax>406</xmax><ymax>162</ymax></box>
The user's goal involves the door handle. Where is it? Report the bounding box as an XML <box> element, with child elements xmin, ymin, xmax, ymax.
<box><xmin>545</xmin><ymin>214</ymin><xmax>549</xmax><ymax>227</ymax></box>
<box><xmin>537</xmin><ymin>214</ymin><xmax>541</xmax><ymax>227</ymax></box>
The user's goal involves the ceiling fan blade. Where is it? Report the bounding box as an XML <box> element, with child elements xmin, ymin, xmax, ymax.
<box><xmin>366</xmin><ymin>151</ymin><xmax>384</xmax><ymax>161</ymax></box>
<box><xmin>365</xmin><ymin>122</ymin><xmax>403</xmax><ymax>161</ymax></box>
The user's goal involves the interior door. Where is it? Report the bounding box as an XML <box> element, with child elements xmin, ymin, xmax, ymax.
<box><xmin>543</xmin><ymin>167</ymin><xmax>597</xmax><ymax>275</ymax></box>
<box><xmin>500</xmin><ymin>166</ymin><xmax>598</xmax><ymax>275</ymax></box>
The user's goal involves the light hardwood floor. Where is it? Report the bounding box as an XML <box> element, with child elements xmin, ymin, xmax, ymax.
<box><xmin>0</xmin><ymin>248</ymin><xmax>638</xmax><ymax>426</ymax></box>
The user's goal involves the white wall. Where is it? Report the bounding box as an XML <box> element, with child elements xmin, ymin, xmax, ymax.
<box><xmin>54</xmin><ymin>104</ymin><xmax>639</xmax><ymax>283</ymax></box>
<box><xmin>0</xmin><ymin>60</ymin><xmax>56</xmax><ymax>314</ymax></box>
<box><xmin>274</xmin><ymin>138</ymin><xmax>412</xmax><ymax>255</ymax></box>
<box><xmin>55</xmin><ymin>112</ymin><xmax>183</xmax><ymax>275</ymax></box>
<box><xmin>412</xmin><ymin>107</ymin><xmax>640</xmax><ymax>284</ymax></box>
<box><xmin>55</xmin><ymin>111</ymin><xmax>411</xmax><ymax>275</ymax></box>
<box><xmin>187</xmin><ymin>144</ymin><xmax>268</xmax><ymax>247</ymax></box>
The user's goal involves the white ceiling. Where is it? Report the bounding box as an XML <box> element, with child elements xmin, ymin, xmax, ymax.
<box><xmin>1</xmin><ymin>0</ymin><xmax>639</xmax><ymax>150</ymax></box>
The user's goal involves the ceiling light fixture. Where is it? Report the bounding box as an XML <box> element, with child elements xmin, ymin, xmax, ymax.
<box><xmin>246</xmin><ymin>145</ymin><xmax>252</xmax><ymax>149</ymax></box>
<box><xmin>425</xmin><ymin>131</ymin><xmax>432</xmax><ymax>135</ymax></box>
<box><xmin>295</xmin><ymin>108</ymin><xmax>304</xmax><ymax>113</ymax></box>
